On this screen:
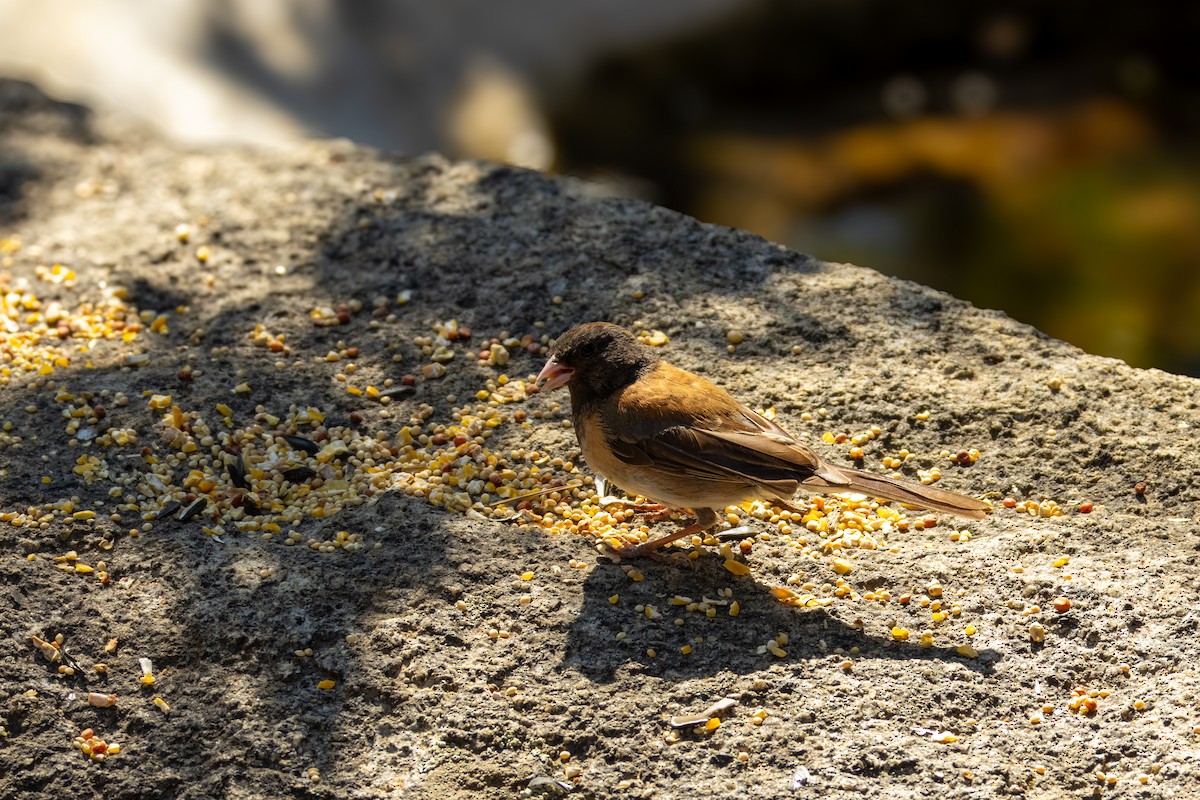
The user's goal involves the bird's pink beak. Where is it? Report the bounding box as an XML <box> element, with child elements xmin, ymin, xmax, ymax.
<box><xmin>536</xmin><ymin>357</ymin><xmax>575</xmax><ymax>391</ymax></box>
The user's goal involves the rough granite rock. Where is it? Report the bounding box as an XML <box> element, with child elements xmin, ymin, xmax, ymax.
<box><xmin>1</xmin><ymin>80</ymin><xmax>1199</xmax><ymax>800</ymax></box>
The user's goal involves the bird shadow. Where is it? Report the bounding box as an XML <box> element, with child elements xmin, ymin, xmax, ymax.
<box><xmin>561</xmin><ymin>546</ymin><xmax>999</xmax><ymax>683</ymax></box>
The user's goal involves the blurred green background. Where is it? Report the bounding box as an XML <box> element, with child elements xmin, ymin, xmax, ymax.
<box><xmin>550</xmin><ymin>1</ymin><xmax>1200</xmax><ymax>377</ymax></box>
<box><xmin>2</xmin><ymin>0</ymin><xmax>1197</xmax><ymax>374</ymax></box>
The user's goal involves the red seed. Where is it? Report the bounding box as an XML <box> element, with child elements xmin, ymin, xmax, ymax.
<box><xmin>922</xmin><ymin>515</ymin><xmax>938</xmax><ymax>528</ymax></box>
<box><xmin>453</xmin><ymin>435</ymin><xmax>468</xmax><ymax>446</ymax></box>
<box><xmin>349</xmin><ymin>411</ymin><xmax>363</xmax><ymax>424</ymax></box>
<box><xmin>458</xmin><ymin>327</ymin><xmax>472</xmax><ymax>339</ymax></box>
<box><xmin>336</xmin><ymin>310</ymin><xmax>351</xmax><ymax>325</ymax></box>
<box><xmin>1002</xmin><ymin>497</ymin><xmax>1016</xmax><ymax>508</ymax></box>
<box><xmin>431</xmin><ymin>433</ymin><xmax>447</xmax><ymax>446</ymax></box>
<box><xmin>1134</xmin><ymin>482</ymin><xmax>1147</xmax><ymax>496</ymax></box>
<box><xmin>92</xmin><ymin>406</ymin><xmax>106</xmax><ymax>420</ymax></box>
<box><xmin>345</xmin><ymin>347</ymin><xmax>359</xmax><ymax>358</ymax></box>
<box><xmin>1078</xmin><ymin>501</ymin><xmax>1093</xmax><ymax>513</ymax></box>
<box><xmin>1053</xmin><ymin>596</ymin><xmax>1072</xmax><ymax>612</ymax></box>
<box><xmin>956</xmin><ymin>450</ymin><xmax>971</xmax><ymax>463</ymax></box>
<box><xmin>400</xmin><ymin>374</ymin><xmax>416</xmax><ymax>386</ymax></box>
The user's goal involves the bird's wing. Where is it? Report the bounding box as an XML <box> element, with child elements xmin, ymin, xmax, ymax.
<box><xmin>605</xmin><ymin>362</ymin><xmax>850</xmax><ymax>493</ymax></box>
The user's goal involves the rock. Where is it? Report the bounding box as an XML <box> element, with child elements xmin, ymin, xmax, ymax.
<box><xmin>1</xmin><ymin>80</ymin><xmax>1198</xmax><ymax>800</ymax></box>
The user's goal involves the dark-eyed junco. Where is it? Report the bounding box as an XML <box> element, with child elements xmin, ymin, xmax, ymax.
<box><xmin>536</xmin><ymin>322</ymin><xmax>990</xmax><ymax>558</ymax></box>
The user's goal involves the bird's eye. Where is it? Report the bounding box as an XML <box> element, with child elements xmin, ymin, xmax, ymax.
<box><xmin>577</xmin><ymin>341</ymin><xmax>598</xmax><ymax>358</ymax></box>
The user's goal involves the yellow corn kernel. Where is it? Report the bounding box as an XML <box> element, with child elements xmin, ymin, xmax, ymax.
<box><xmin>723</xmin><ymin>559</ymin><xmax>751</xmax><ymax>576</ymax></box>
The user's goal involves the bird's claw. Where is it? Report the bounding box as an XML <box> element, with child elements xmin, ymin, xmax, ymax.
<box><xmin>597</xmin><ymin>497</ymin><xmax>670</xmax><ymax>518</ymax></box>
<box><xmin>599</xmin><ymin>539</ymin><xmax>687</xmax><ymax>563</ymax></box>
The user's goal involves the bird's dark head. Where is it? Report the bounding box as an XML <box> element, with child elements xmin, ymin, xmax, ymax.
<box><xmin>536</xmin><ymin>322</ymin><xmax>658</xmax><ymax>404</ymax></box>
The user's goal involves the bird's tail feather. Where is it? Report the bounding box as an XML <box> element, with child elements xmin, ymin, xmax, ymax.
<box><xmin>811</xmin><ymin>466</ymin><xmax>991</xmax><ymax>520</ymax></box>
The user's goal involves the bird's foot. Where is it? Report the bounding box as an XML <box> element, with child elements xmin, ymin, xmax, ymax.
<box><xmin>624</xmin><ymin>503</ymin><xmax>675</xmax><ymax>524</ymax></box>
<box><xmin>600</xmin><ymin>539</ymin><xmax>689</xmax><ymax>563</ymax></box>
<box><xmin>599</xmin><ymin>512</ymin><xmax>718</xmax><ymax>562</ymax></box>
<box><xmin>597</xmin><ymin>494</ymin><xmax>672</xmax><ymax>513</ymax></box>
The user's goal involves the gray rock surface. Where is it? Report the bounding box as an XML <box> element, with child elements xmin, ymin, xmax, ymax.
<box><xmin>2</xmin><ymin>80</ymin><xmax>1199</xmax><ymax>799</ymax></box>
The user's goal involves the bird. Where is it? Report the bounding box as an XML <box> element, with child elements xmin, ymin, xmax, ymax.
<box><xmin>535</xmin><ymin>322</ymin><xmax>991</xmax><ymax>558</ymax></box>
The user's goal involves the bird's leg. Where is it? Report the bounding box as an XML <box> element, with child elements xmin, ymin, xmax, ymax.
<box><xmin>611</xmin><ymin>508</ymin><xmax>721</xmax><ymax>559</ymax></box>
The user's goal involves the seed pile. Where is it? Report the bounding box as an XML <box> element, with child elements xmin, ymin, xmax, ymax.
<box><xmin>1</xmin><ymin>265</ymin><xmax>155</xmax><ymax>386</ymax></box>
